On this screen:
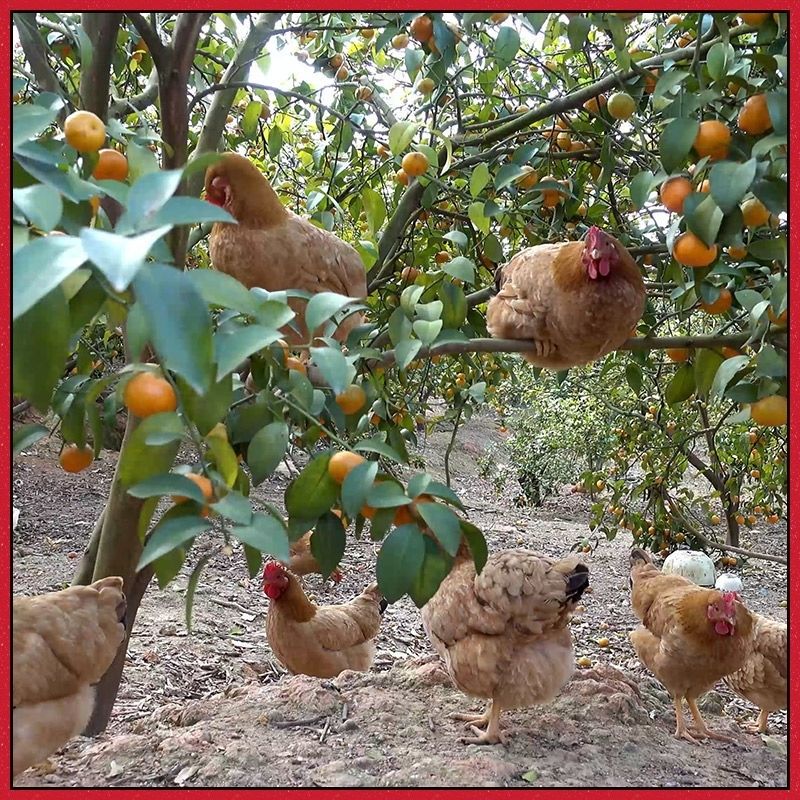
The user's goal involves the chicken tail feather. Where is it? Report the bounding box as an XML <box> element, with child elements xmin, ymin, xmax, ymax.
<box><xmin>565</xmin><ymin>563</ymin><xmax>590</xmax><ymax>603</ymax></box>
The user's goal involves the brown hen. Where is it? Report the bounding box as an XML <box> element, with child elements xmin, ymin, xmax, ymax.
<box><xmin>724</xmin><ymin>613</ymin><xmax>786</xmax><ymax>733</ymax></box>
<box><xmin>421</xmin><ymin>544</ymin><xmax>589</xmax><ymax>744</ymax></box>
<box><xmin>204</xmin><ymin>152</ymin><xmax>367</xmax><ymax>344</ymax></box>
<box><xmin>486</xmin><ymin>226</ymin><xmax>645</xmax><ymax>369</ymax></box>
<box><xmin>289</xmin><ymin>530</ymin><xmax>343</xmax><ymax>583</ymax></box>
<box><xmin>12</xmin><ymin>577</ymin><xmax>127</xmax><ymax>777</ymax></box>
<box><xmin>262</xmin><ymin>561</ymin><xmax>386</xmax><ymax>678</ymax></box>
<box><xmin>629</xmin><ymin>548</ymin><xmax>754</xmax><ymax>744</ymax></box>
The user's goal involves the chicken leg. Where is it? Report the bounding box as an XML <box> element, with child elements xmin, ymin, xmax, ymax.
<box><xmin>686</xmin><ymin>697</ymin><xmax>735</xmax><ymax>742</ymax></box>
<box><xmin>453</xmin><ymin>700</ymin><xmax>505</xmax><ymax>745</ymax></box>
<box><xmin>673</xmin><ymin>696</ymin><xmax>701</xmax><ymax>744</ymax></box>
<box><xmin>742</xmin><ymin>709</ymin><xmax>770</xmax><ymax>735</ymax></box>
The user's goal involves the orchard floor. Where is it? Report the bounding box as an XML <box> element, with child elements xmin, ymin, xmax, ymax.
<box><xmin>12</xmin><ymin>413</ymin><xmax>788</xmax><ymax>788</ymax></box>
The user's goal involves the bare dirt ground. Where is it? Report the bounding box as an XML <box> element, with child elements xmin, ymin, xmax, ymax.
<box><xmin>12</xmin><ymin>414</ymin><xmax>787</xmax><ymax>788</ymax></box>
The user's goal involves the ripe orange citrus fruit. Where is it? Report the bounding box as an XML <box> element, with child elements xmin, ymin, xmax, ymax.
<box><xmin>328</xmin><ymin>451</ymin><xmax>367</xmax><ymax>483</ymax></box>
<box><xmin>392</xmin><ymin>33</ymin><xmax>410</xmax><ymax>49</ymax></box>
<box><xmin>395</xmin><ymin>169</ymin><xmax>409</xmax><ymax>186</ymax></box>
<box><xmin>767</xmin><ymin>306</ymin><xmax>787</xmax><ymax>326</ymax></box>
<box><xmin>402</xmin><ymin>151</ymin><xmax>429</xmax><ymax>177</ymax></box>
<box><xmin>335</xmin><ymin>65</ymin><xmax>349</xmax><ymax>81</ymax></box>
<box><xmin>417</xmin><ymin>77</ymin><xmax>435</xmax><ymax>95</ymax></box>
<box><xmin>329</xmin><ymin>53</ymin><xmax>344</xmax><ymax>69</ymax></box>
<box><xmin>172</xmin><ymin>472</ymin><xmax>215</xmax><ymax>508</ymax></box>
<box><xmin>666</xmin><ymin>348</ymin><xmax>690</xmax><ymax>363</ymax></box>
<box><xmin>393</xmin><ymin>505</ymin><xmax>414</xmax><ymax>526</ymax></box>
<box><xmin>92</xmin><ymin>148</ymin><xmax>129</xmax><ymax>181</ymax></box>
<box><xmin>726</xmin><ymin>245</ymin><xmax>748</xmax><ymax>260</ymax></box>
<box><xmin>434</xmin><ymin>250</ymin><xmax>450</xmax><ymax>264</ymax></box>
<box><xmin>737</xmin><ymin>93</ymin><xmax>772</xmax><ymax>135</ymax></box>
<box><xmin>721</xmin><ymin>346</ymin><xmax>743</xmax><ymax>359</ymax></box>
<box><xmin>673</xmin><ymin>232</ymin><xmax>718</xmax><ymax>268</ymax></box>
<box><xmin>335</xmin><ymin>384</ymin><xmax>366</xmax><ymax>415</ymax></box>
<box><xmin>582</xmin><ymin>94</ymin><xmax>607</xmax><ymax>115</ymax></box>
<box><xmin>607</xmin><ymin>92</ymin><xmax>636</xmax><ymax>120</ymax></box>
<box><xmin>741</xmin><ymin>197</ymin><xmax>770</xmax><ymax>228</ymax></box>
<box><xmin>750</xmin><ymin>395</ymin><xmax>787</xmax><ymax>426</ymax></box>
<box><xmin>123</xmin><ymin>372</ymin><xmax>178</xmax><ymax>418</ymax></box>
<box><xmin>539</xmin><ymin>174</ymin><xmax>565</xmax><ymax>208</ymax></box>
<box><xmin>286</xmin><ymin>356</ymin><xmax>307</xmax><ymax>375</ymax></box>
<box><xmin>693</xmin><ymin>120</ymin><xmax>731</xmax><ymax>160</ymax></box>
<box><xmin>59</xmin><ymin>443</ymin><xmax>94</xmax><ymax>473</ymax></box>
<box><xmin>660</xmin><ymin>176</ymin><xmax>692</xmax><ymax>213</ymax></box>
<box><xmin>401</xmin><ymin>266</ymin><xmax>420</xmax><ymax>281</ymax></box>
<box><xmin>699</xmin><ymin>288</ymin><xmax>733</xmax><ymax>315</ymax></box>
<box><xmin>64</xmin><ymin>110</ymin><xmax>106</xmax><ymax>152</ymax></box>
<box><xmin>410</xmin><ymin>15</ymin><xmax>433</xmax><ymax>42</ymax></box>
<box><xmin>666</xmin><ymin>13</ymin><xmax>682</xmax><ymax>25</ymax></box>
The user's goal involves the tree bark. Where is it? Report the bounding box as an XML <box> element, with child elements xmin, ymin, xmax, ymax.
<box><xmin>79</xmin><ymin>13</ymin><xmax>123</xmax><ymax>119</ymax></box>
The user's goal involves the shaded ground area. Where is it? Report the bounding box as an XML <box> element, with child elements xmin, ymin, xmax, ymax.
<box><xmin>12</xmin><ymin>414</ymin><xmax>787</xmax><ymax>788</ymax></box>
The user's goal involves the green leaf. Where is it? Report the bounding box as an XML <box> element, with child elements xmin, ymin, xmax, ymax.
<box><xmin>734</xmin><ymin>289</ymin><xmax>765</xmax><ymax>313</ymax></box>
<box><xmin>653</xmin><ymin>70</ymin><xmax>690</xmax><ymax>101</ymax></box>
<box><xmin>13</xmin><ymin>423</ymin><xmax>49</xmax><ymax>458</ymax></box>
<box><xmin>341</xmin><ymin>460</ymin><xmax>379</xmax><ymax>519</ymax></box>
<box><xmin>376</xmin><ymin>524</ymin><xmax>426</xmax><ymax>602</ymax></box>
<box><xmin>461</xmin><ymin>520</ymin><xmax>487</xmax><ymax>573</ymax></box>
<box><xmin>366</xmin><ymin>480</ymin><xmax>411</xmax><ymax>509</ymax></box>
<box><xmin>709</xmin><ymin>159</ymin><xmax>757</xmax><ymax>214</ymax></box>
<box><xmin>128</xmin><ymin>473</ymin><xmax>207</xmax><ymax>503</ymax></box>
<box><xmin>306</xmin><ymin>292</ymin><xmax>360</xmax><ymax>335</ymax></box>
<box><xmin>625</xmin><ymin>363</ymin><xmax>643</xmax><ymax>394</ymax></box>
<box><xmin>209</xmin><ymin>490</ymin><xmax>253</xmax><ymax>525</ymax></box>
<box><xmin>404</xmin><ymin>48</ymin><xmax>424</xmax><ymax>83</ymax></box>
<box><xmin>310</xmin><ymin>346</ymin><xmax>355</xmax><ymax>394</ymax></box>
<box><xmin>13</xmin><ymin>184</ymin><xmax>62</xmax><ymax>232</ymax></box>
<box><xmin>184</xmin><ymin>552</ymin><xmax>213</xmax><ymax>633</ymax></box>
<box><xmin>13</xmin><ymin>103</ymin><xmax>60</xmax><ymax>149</ymax></box>
<box><xmin>134</xmin><ymin>264</ymin><xmax>214</xmax><ymax>394</ymax></box>
<box><xmin>153</xmin><ymin>547</ymin><xmax>187</xmax><ymax>590</ymax></box>
<box><xmin>81</xmin><ymin>226</ymin><xmax>172</xmax><ymax>292</ymax></box>
<box><xmin>248</xmin><ymin>422</ymin><xmax>289</xmax><ymax>486</ymax></box>
<box><xmin>494</xmin><ymin>163</ymin><xmax>525</xmax><ymax>190</ymax></box>
<box><xmin>268</xmin><ymin>125</ymin><xmax>283</xmax><ymax>159</ymax></box>
<box><xmin>417</xmin><ymin>501</ymin><xmax>461</xmax><ymax>556</ymax></box>
<box><xmin>388</xmin><ymin>307</ymin><xmax>412</xmax><ymax>347</ymax></box>
<box><xmin>412</xmin><ymin>319</ymin><xmax>443</xmax><ymax>345</ymax></box>
<box><xmin>470</xmin><ymin>162</ymin><xmax>490</xmax><ymax>198</ymax></box>
<box><xmin>138</xmin><ymin>511</ymin><xmax>211</xmax><ymax>570</ymax></box>
<box><xmin>394</xmin><ymin>339</ymin><xmax>422</xmax><ymax>371</ymax></box>
<box><xmin>408</xmin><ymin>536</ymin><xmax>452</xmax><ymax>608</ymax></box>
<box><xmin>766</xmin><ymin>91</ymin><xmax>787</xmax><ymax>136</ymax></box>
<box><xmin>242</xmin><ymin>100</ymin><xmax>261</xmax><ymax>139</ymax></box>
<box><xmin>149</xmin><ymin>197</ymin><xmax>235</xmax><ymax>228</ymax></box>
<box><xmin>710</xmin><ymin>355</ymin><xmax>750</xmax><ymax>400</ymax></box>
<box><xmin>388</xmin><ymin>120</ymin><xmax>421</xmax><ymax>156</ymax></box>
<box><xmin>13</xmin><ymin>235</ymin><xmax>86</xmax><ymax>320</ymax></box>
<box><xmin>214</xmin><ymin>326</ymin><xmax>281</xmax><ymax>381</ymax></box>
<box><xmin>684</xmin><ymin>194</ymin><xmax>723</xmax><ymax>247</ymax></box>
<box><xmin>118</xmin><ymin>412</ymin><xmax>183</xmax><ymax>486</ymax></box>
<box><xmin>693</xmin><ymin>349</ymin><xmax>723</xmax><ymax>398</ymax></box>
<box><xmin>439</xmin><ymin>282</ymin><xmax>467</xmax><ymax>329</ymax></box>
<box><xmin>660</xmin><ymin>118</ymin><xmax>699</xmax><ymax>174</ymax></box>
<box><xmin>243</xmin><ymin>543</ymin><xmax>263</xmax><ymax>579</ymax></box>
<box><xmin>664</xmin><ymin>363</ymin><xmax>695</xmax><ymax>406</ymax></box>
<box><xmin>12</xmin><ymin>286</ymin><xmax>69</xmax><ymax>411</ymax></box>
<box><xmin>354</xmin><ymin>436</ymin><xmax>406</xmax><ymax>463</ymax></box>
<box><xmin>754</xmin><ymin>345</ymin><xmax>785</xmax><ymax>379</ymax></box>
<box><xmin>232</xmin><ymin>513</ymin><xmax>290</xmax><ymax>562</ymax></box>
<box><xmin>629</xmin><ymin>171</ymin><xmax>656</xmax><ymax>211</ymax></box>
<box><xmin>310</xmin><ymin>513</ymin><xmax>347</xmax><ymax>579</ymax></box>
<box><xmin>285</xmin><ymin>452</ymin><xmax>339</xmax><ymax>521</ymax></box>
<box><xmin>206</xmin><ymin>432</ymin><xmax>239</xmax><ymax>488</ymax></box>
<box><xmin>362</xmin><ymin>187</ymin><xmax>386</xmax><ymax>236</ymax></box>
<box><xmin>118</xmin><ymin>169</ymin><xmax>183</xmax><ymax>232</ymax></box>
<box><xmin>567</xmin><ymin>15</ymin><xmax>591</xmax><ymax>52</ymax></box>
<box><xmin>468</xmin><ymin>201</ymin><xmax>490</xmax><ymax>235</ymax></box>
<box><xmin>179</xmin><ymin>373</ymin><xmax>233</xmax><ymax>435</ymax></box>
<box><xmin>706</xmin><ymin>42</ymin><xmax>734</xmax><ymax>81</ymax></box>
<box><xmin>750</xmin><ymin>177</ymin><xmax>786</xmax><ymax>215</ymax></box>
<box><xmin>443</xmin><ymin>256</ymin><xmax>476</xmax><ymax>284</ymax></box>
<box><xmin>494</xmin><ymin>26</ymin><xmax>520</xmax><ymax>68</ymax></box>
<box><xmin>126</xmin><ymin>141</ymin><xmax>160</xmax><ymax>182</ymax></box>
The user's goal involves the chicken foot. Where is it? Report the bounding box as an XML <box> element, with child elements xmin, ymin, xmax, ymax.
<box><xmin>452</xmin><ymin>700</ymin><xmax>505</xmax><ymax>745</ymax></box>
<box><xmin>742</xmin><ymin>709</ymin><xmax>770</xmax><ymax>735</ymax></box>
<box><xmin>672</xmin><ymin>696</ymin><xmax>702</xmax><ymax>744</ymax></box>
<box><xmin>685</xmin><ymin>698</ymin><xmax>735</xmax><ymax>742</ymax></box>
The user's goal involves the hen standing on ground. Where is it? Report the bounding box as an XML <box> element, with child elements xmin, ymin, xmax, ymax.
<box><xmin>628</xmin><ymin>548</ymin><xmax>754</xmax><ymax>744</ymax></box>
<box><xmin>421</xmin><ymin>544</ymin><xmax>590</xmax><ymax>745</ymax></box>
<box><xmin>724</xmin><ymin>613</ymin><xmax>787</xmax><ymax>734</ymax></box>
<box><xmin>204</xmin><ymin>152</ymin><xmax>367</xmax><ymax>344</ymax></box>
<box><xmin>262</xmin><ymin>561</ymin><xmax>387</xmax><ymax>678</ymax></box>
<box><xmin>12</xmin><ymin>577</ymin><xmax>127</xmax><ymax>777</ymax></box>
<box><xmin>486</xmin><ymin>226</ymin><xmax>645</xmax><ymax>369</ymax></box>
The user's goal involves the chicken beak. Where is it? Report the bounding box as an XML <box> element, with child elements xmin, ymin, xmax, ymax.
<box><xmin>590</xmin><ymin>248</ymin><xmax>601</xmax><ymax>260</ymax></box>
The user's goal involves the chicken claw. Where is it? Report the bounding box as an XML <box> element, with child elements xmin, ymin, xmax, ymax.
<box><xmin>686</xmin><ymin>698</ymin><xmax>735</xmax><ymax>743</ymax></box>
<box><xmin>461</xmin><ymin>725</ymin><xmax>505</xmax><ymax>746</ymax></box>
<box><xmin>454</xmin><ymin>701</ymin><xmax>505</xmax><ymax>745</ymax></box>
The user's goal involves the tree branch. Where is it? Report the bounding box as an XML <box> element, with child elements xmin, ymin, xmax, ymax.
<box><xmin>127</xmin><ymin>12</ymin><xmax>168</xmax><ymax>72</ymax></box>
<box><xmin>374</xmin><ymin>332</ymin><xmax>778</xmax><ymax>368</ymax></box>
<box><xmin>109</xmin><ymin>66</ymin><xmax>159</xmax><ymax>117</ymax></box>
<box><xmin>13</xmin><ymin>13</ymin><xmax>68</xmax><ymax>115</ymax></box>
<box><xmin>79</xmin><ymin>13</ymin><xmax>123</xmax><ymax>119</ymax></box>
<box><xmin>186</xmin><ymin>12</ymin><xmax>282</xmax><ymax>200</ymax></box>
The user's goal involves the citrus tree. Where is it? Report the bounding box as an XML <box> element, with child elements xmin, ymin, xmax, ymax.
<box><xmin>12</xmin><ymin>11</ymin><xmax>787</xmax><ymax>731</ymax></box>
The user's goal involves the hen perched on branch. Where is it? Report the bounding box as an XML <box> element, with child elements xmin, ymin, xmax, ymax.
<box><xmin>12</xmin><ymin>577</ymin><xmax>127</xmax><ymax>777</ymax></box>
<box><xmin>486</xmin><ymin>226</ymin><xmax>645</xmax><ymax>369</ymax></box>
<box><xmin>204</xmin><ymin>152</ymin><xmax>367</xmax><ymax>344</ymax></box>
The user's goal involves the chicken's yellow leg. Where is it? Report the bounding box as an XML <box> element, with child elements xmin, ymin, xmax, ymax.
<box><xmin>459</xmin><ymin>700</ymin><xmax>505</xmax><ymax>745</ymax></box>
<box><xmin>686</xmin><ymin>697</ymin><xmax>735</xmax><ymax>742</ymax></box>
<box><xmin>673</xmin><ymin>696</ymin><xmax>700</xmax><ymax>744</ymax></box>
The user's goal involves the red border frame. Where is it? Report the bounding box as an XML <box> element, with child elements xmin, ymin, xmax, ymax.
<box><xmin>3</xmin><ymin>3</ymin><xmax>797</xmax><ymax>798</ymax></box>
